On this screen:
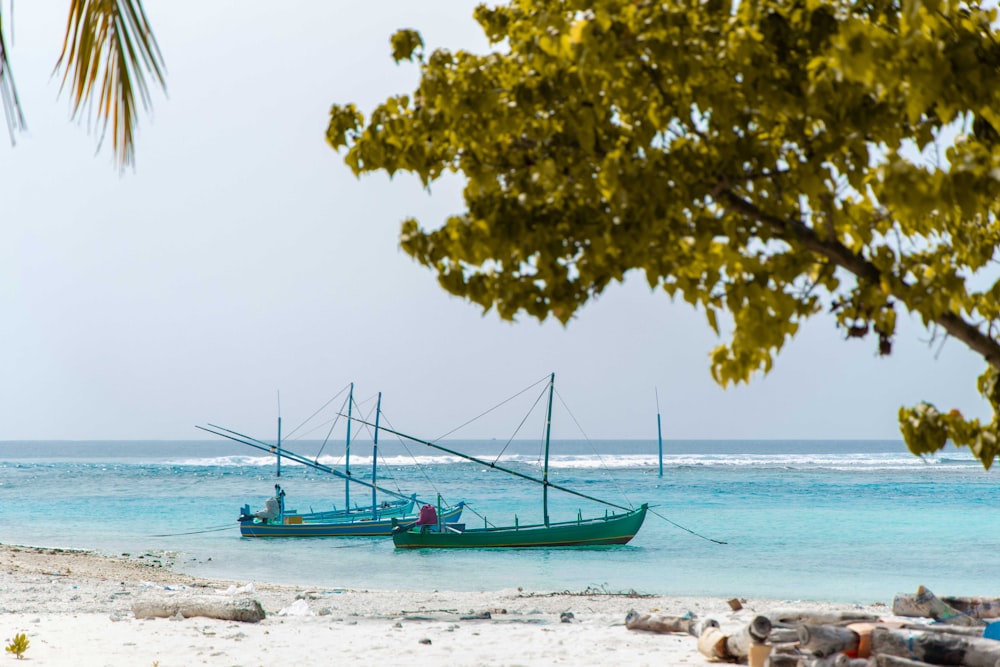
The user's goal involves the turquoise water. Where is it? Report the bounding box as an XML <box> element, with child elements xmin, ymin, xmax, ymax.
<box><xmin>1</xmin><ymin>438</ymin><xmax>997</xmax><ymax>604</ymax></box>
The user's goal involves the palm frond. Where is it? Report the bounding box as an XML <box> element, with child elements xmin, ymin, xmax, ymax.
<box><xmin>0</xmin><ymin>8</ymin><xmax>27</xmax><ymax>144</ymax></box>
<box><xmin>56</xmin><ymin>0</ymin><xmax>166</xmax><ymax>169</ymax></box>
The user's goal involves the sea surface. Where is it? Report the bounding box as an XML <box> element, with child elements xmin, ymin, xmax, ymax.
<box><xmin>1</xmin><ymin>438</ymin><xmax>997</xmax><ymax>604</ymax></box>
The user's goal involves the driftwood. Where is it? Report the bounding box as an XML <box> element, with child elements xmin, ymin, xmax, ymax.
<box><xmin>892</xmin><ymin>587</ymin><xmax>986</xmax><ymax>627</ymax></box>
<box><xmin>770</xmin><ymin>609</ymin><xmax>881</xmax><ymax>627</ymax></box>
<box><xmin>626</xmin><ymin>588</ymin><xmax>1000</xmax><ymax>667</ymax></box>
<box><xmin>797</xmin><ymin>624</ymin><xmax>860</xmax><ymax>657</ymax></box>
<box><xmin>766</xmin><ymin>652</ymin><xmax>804</xmax><ymax>667</ymax></box>
<box><xmin>870</xmin><ymin>626</ymin><xmax>1000</xmax><ymax>667</ymax></box>
<box><xmin>769</xmin><ymin>627</ymin><xmax>802</xmax><ymax>644</ymax></box>
<box><xmin>799</xmin><ymin>654</ymin><xmax>867</xmax><ymax>667</ymax></box>
<box><xmin>132</xmin><ymin>593</ymin><xmax>266</xmax><ymax>623</ymax></box>
<box><xmin>728</xmin><ymin>615</ymin><xmax>773</xmax><ymax>657</ymax></box>
<box><xmin>896</xmin><ymin>623</ymin><xmax>986</xmax><ymax>638</ymax></box>
<box><xmin>875</xmin><ymin>655</ymin><xmax>950</xmax><ymax>667</ymax></box>
<box><xmin>624</xmin><ymin>610</ymin><xmax>698</xmax><ymax>635</ymax></box>
<box><xmin>894</xmin><ymin>592</ymin><xmax>1000</xmax><ymax>621</ymax></box>
<box><xmin>938</xmin><ymin>597</ymin><xmax>1000</xmax><ymax>621</ymax></box>
<box><xmin>698</xmin><ymin>615</ymin><xmax>772</xmax><ymax>661</ymax></box>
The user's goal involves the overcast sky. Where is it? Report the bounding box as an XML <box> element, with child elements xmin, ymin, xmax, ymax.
<box><xmin>0</xmin><ymin>2</ymin><xmax>989</xmax><ymax>442</ymax></box>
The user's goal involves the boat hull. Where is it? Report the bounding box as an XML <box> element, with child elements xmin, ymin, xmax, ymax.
<box><xmin>392</xmin><ymin>504</ymin><xmax>647</xmax><ymax>549</ymax></box>
<box><xmin>240</xmin><ymin>502</ymin><xmax>464</xmax><ymax>538</ymax></box>
<box><xmin>284</xmin><ymin>496</ymin><xmax>415</xmax><ymax>523</ymax></box>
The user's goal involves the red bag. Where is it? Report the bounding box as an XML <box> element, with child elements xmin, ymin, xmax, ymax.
<box><xmin>416</xmin><ymin>504</ymin><xmax>438</xmax><ymax>525</ymax></box>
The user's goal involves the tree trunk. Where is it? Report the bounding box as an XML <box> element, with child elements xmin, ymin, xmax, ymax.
<box><xmin>798</xmin><ymin>624</ymin><xmax>860</xmax><ymax>657</ymax></box>
<box><xmin>870</xmin><ymin>626</ymin><xmax>1000</xmax><ymax>667</ymax></box>
<box><xmin>132</xmin><ymin>593</ymin><xmax>266</xmax><ymax>623</ymax></box>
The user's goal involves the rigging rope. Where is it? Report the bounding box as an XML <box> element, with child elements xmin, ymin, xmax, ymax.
<box><xmin>378</xmin><ymin>411</ymin><xmax>455</xmax><ymax>507</ymax></box>
<box><xmin>283</xmin><ymin>383</ymin><xmax>351</xmax><ymax>441</ymax></box>
<box><xmin>149</xmin><ymin>523</ymin><xmax>238</xmax><ymax>537</ymax></box>
<box><xmin>432</xmin><ymin>374</ymin><xmax>550</xmax><ymax>442</ymax></box>
<box><xmin>312</xmin><ymin>391</ymin><xmax>351</xmax><ymax>461</ymax></box>
<box><xmin>648</xmin><ymin>507</ymin><xmax>728</xmax><ymax>545</ymax></box>
<box><xmin>551</xmin><ymin>386</ymin><xmax>635</xmax><ymax>509</ymax></box>
<box><xmin>492</xmin><ymin>383</ymin><xmax>548</xmax><ymax>466</ymax></box>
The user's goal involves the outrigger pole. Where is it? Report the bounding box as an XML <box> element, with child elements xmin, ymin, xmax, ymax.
<box><xmin>195</xmin><ymin>423</ymin><xmax>416</xmax><ymax>503</ymax></box>
<box><xmin>340</xmin><ymin>415</ymin><xmax>637</xmax><ymax>514</ymax></box>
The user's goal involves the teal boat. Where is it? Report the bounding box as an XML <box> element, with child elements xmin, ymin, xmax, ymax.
<box><xmin>389</xmin><ymin>373</ymin><xmax>648</xmax><ymax>549</ymax></box>
<box><xmin>198</xmin><ymin>386</ymin><xmax>465</xmax><ymax>538</ymax></box>
<box><xmin>237</xmin><ymin>485</ymin><xmax>464</xmax><ymax>538</ymax></box>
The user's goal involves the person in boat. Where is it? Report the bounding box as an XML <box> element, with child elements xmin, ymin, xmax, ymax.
<box><xmin>415</xmin><ymin>504</ymin><xmax>437</xmax><ymax>533</ymax></box>
<box><xmin>253</xmin><ymin>484</ymin><xmax>285</xmax><ymax>524</ymax></box>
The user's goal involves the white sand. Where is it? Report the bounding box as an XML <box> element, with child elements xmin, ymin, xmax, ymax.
<box><xmin>0</xmin><ymin>543</ymin><xmax>888</xmax><ymax>666</ymax></box>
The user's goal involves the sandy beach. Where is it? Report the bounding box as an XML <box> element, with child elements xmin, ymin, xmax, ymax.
<box><xmin>0</xmin><ymin>543</ymin><xmax>895</xmax><ymax>666</ymax></box>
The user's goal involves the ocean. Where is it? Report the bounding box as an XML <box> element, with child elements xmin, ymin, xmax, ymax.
<box><xmin>1</xmin><ymin>438</ymin><xmax>997</xmax><ymax>605</ymax></box>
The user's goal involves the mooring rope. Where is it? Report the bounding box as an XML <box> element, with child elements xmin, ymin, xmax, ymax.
<box><xmin>648</xmin><ymin>507</ymin><xmax>728</xmax><ymax>545</ymax></box>
<box><xmin>149</xmin><ymin>523</ymin><xmax>238</xmax><ymax>537</ymax></box>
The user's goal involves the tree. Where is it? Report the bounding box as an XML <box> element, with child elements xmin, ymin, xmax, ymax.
<box><xmin>0</xmin><ymin>0</ymin><xmax>165</xmax><ymax>169</ymax></box>
<box><xmin>327</xmin><ymin>0</ymin><xmax>1000</xmax><ymax>466</ymax></box>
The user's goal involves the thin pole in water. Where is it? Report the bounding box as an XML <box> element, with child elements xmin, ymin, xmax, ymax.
<box><xmin>655</xmin><ymin>387</ymin><xmax>663</xmax><ymax>477</ymax></box>
<box><xmin>345</xmin><ymin>382</ymin><xmax>353</xmax><ymax>511</ymax></box>
<box><xmin>372</xmin><ymin>391</ymin><xmax>381</xmax><ymax>516</ymax></box>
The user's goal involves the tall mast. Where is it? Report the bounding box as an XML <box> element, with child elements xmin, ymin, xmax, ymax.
<box><xmin>372</xmin><ymin>391</ymin><xmax>382</xmax><ymax>515</ymax></box>
<box><xmin>542</xmin><ymin>372</ymin><xmax>554</xmax><ymax>527</ymax></box>
<box><xmin>656</xmin><ymin>387</ymin><xmax>663</xmax><ymax>477</ymax></box>
<box><xmin>345</xmin><ymin>382</ymin><xmax>353</xmax><ymax>510</ymax></box>
<box><xmin>315</xmin><ymin>416</ymin><xmax>634</xmax><ymax>512</ymax></box>
<box><xmin>276</xmin><ymin>391</ymin><xmax>282</xmax><ymax>478</ymax></box>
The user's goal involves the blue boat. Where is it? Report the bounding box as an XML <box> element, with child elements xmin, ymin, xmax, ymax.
<box><xmin>198</xmin><ymin>385</ymin><xmax>465</xmax><ymax>538</ymax></box>
<box><xmin>238</xmin><ymin>486</ymin><xmax>464</xmax><ymax>537</ymax></box>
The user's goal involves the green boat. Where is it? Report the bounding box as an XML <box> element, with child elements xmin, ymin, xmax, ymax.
<box><xmin>389</xmin><ymin>373</ymin><xmax>648</xmax><ymax>549</ymax></box>
<box><xmin>392</xmin><ymin>504</ymin><xmax>647</xmax><ymax>549</ymax></box>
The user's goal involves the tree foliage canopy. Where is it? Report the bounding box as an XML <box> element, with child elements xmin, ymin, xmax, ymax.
<box><xmin>327</xmin><ymin>0</ymin><xmax>1000</xmax><ymax>466</ymax></box>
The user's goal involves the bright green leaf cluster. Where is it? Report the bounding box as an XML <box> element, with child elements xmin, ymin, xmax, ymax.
<box><xmin>328</xmin><ymin>0</ymin><xmax>1000</xmax><ymax>467</ymax></box>
<box><xmin>5</xmin><ymin>632</ymin><xmax>28</xmax><ymax>659</ymax></box>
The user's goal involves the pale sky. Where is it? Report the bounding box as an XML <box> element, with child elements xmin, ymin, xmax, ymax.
<box><xmin>0</xmin><ymin>2</ymin><xmax>989</xmax><ymax>442</ymax></box>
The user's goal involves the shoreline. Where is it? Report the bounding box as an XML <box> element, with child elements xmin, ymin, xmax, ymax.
<box><xmin>0</xmin><ymin>542</ymin><xmax>894</xmax><ymax>666</ymax></box>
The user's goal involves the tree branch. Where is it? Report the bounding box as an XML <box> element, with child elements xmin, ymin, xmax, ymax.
<box><xmin>719</xmin><ymin>189</ymin><xmax>1000</xmax><ymax>368</ymax></box>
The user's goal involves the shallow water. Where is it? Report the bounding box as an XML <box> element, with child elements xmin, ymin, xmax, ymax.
<box><xmin>1</xmin><ymin>438</ymin><xmax>996</xmax><ymax>604</ymax></box>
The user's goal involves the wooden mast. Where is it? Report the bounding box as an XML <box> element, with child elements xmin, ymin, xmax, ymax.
<box><xmin>334</xmin><ymin>413</ymin><xmax>635</xmax><ymax>512</ymax></box>
<box><xmin>542</xmin><ymin>372</ymin><xmax>555</xmax><ymax>527</ymax></box>
<box><xmin>345</xmin><ymin>382</ymin><xmax>353</xmax><ymax>511</ymax></box>
<box><xmin>276</xmin><ymin>391</ymin><xmax>282</xmax><ymax>478</ymax></box>
<box><xmin>371</xmin><ymin>391</ymin><xmax>382</xmax><ymax>517</ymax></box>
